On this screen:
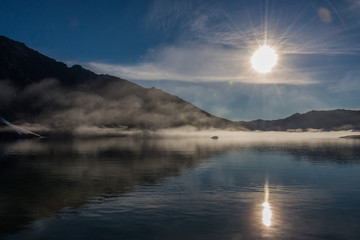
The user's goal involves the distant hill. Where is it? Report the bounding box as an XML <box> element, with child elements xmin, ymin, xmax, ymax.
<box><xmin>242</xmin><ymin>109</ymin><xmax>360</xmax><ymax>131</ymax></box>
<box><xmin>0</xmin><ymin>36</ymin><xmax>247</xmax><ymax>134</ymax></box>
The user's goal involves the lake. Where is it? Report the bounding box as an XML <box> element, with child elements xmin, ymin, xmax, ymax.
<box><xmin>1</xmin><ymin>133</ymin><xmax>360</xmax><ymax>239</ymax></box>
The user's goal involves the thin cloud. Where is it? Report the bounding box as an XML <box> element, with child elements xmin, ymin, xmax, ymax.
<box><xmin>84</xmin><ymin>0</ymin><xmax>360</xmax><ymax>85</ymax></box>
<box><xmin>56</xmin><ymin>0</ymin><xmax>354</xmax><ymax>89</ymax></box>
<box><xmin>85</xmin><ymin>42</ymin><xmax>319</xmax><ymax>85</ymax></box>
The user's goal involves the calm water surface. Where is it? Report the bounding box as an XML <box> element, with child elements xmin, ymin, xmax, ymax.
<box><xmin>1</xmin><ymin>136</ymin><xmax>360</xmax><ymax>239</ymax></box>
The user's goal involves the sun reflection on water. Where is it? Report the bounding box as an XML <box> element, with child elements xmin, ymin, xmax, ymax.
<box><xmin>262</xmin><ymin>201</ymin><xmax>272</xmax><ymax>227</ymax></box>
<box><xmin>262</xmin><ymin>179</ymin><xmax>272</xmax><ymax>227</ymax></box>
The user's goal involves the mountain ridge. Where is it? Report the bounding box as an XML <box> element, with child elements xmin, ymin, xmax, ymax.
<box><xmin>241</xmin><ymin>109</ymin><xmax>360</xmax><ymax>131</ymax></box>
<box><xmin>0</xmin><ymin>35</ymin><xmax>98</xmax><ymax>87</ymax></box>
<box><xmin>1</xmin><ymin>35</ymin><xmax>359</xmax><ymax>135</ymax></box>
<box><xmin>0</xmin><ymin>35</ymin><xmax>247</xmax><ymax>134</ymax></box>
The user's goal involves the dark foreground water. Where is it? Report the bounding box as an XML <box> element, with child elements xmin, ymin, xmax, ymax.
<box><xmin>1</xmin><ymin>135</ymin><xmax>360</xmax><ymax>240</ymax></box>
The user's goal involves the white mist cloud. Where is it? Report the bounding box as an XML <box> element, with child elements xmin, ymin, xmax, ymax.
<box><xmin>87</xmin><ymin>43</ymin><xmax>242</xmax><ymax>82</ymax></box>
<box><xmin>86</xmin><ymin>42</ymin><xmax>319</xmax><ymax>85</ymax></box>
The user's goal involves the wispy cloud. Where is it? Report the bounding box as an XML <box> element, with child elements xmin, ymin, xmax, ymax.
<box><xmin>86</xmin><ymin>42</ymin><xmax>319</xmax><ymax>85</ymax></box>
<box><xmin>84</xmin><ymin>0</ymin><xmax>359</xmax><ymax>85</ymax></box>
<box><xmin>87</xmin><ymin>43</ymin><xmax>243</xmax><ymax>82</ymax></box>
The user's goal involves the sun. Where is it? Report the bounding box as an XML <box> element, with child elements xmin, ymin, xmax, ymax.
<box><xmin>251</xmin><ymin>45</ymin><xmax>278</xmax><ymax>74</ymax></box>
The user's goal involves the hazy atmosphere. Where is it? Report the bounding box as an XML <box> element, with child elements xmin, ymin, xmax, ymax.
<box><xmin>2</xmin><ymin>0</ymin><xmax>360</xmax><ymax>120</ymax></box>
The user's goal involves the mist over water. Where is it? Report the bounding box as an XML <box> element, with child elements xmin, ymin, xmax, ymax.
<box><xmin>1</xmin><ymin>135</ymin><xmax>360</xmax><ymax>239</ymax></box>
<box><xmin>0</xmin><ymin>77</ymin><xmax>242</xmax><ymax>133</ymax></box>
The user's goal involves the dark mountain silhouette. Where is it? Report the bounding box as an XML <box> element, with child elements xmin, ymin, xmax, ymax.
<box><xmin>242</xmin><ymin>109</ymin><xmax>360</xmax><ymax>131</ymax></box>
<box><xmin>0</xmin><ymin>36</ymin><xmax>96</xmax><ymax>87</ymax></box>
<box><xmin>0</xmin><ymin>36</ymin><xmax>247</xmax><ymax>134</ymax></box>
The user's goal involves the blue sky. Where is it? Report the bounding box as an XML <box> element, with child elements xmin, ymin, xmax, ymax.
<box><xmin>1</xmin><ymin>0</ymin><xmax>360</xmax><ymax>120</ymax></box>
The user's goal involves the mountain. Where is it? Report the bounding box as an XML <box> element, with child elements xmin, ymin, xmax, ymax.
<box><xmin>1</xmin><ymin>36</ymin><xmax>359</xmax><ymax>135</ymax></box>
<box><xmin>0</xmin><ymin>36</ymin><xmax>247</xmax><ymax>134</ymax></box>
<box><xmin>0</xmin><ymin>36</ymin><xmax>96</xmax><ymax>87</ymax></box>
<box><xmin>242</xmin><ymin>109</ymin><xmax>360</xmax><ymax>131</ymax></box>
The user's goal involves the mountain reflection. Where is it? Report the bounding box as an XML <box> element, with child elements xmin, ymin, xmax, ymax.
<box><xmin>0</xmin><ymin>137</ymin><xmax>224</xmax><ymax>236</ymax></box>
<box><xmin>1</xmin><ymin>136</ymin><xmax>360</xmax><ymax>238</ymax></box>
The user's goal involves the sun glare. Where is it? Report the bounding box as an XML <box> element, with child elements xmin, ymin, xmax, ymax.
<box><xmin>251</xmin><ymin>45</ymin><xmax>278</xmax><ymax>74</ymax></box>
<box><xmin>262</xmin><ymin>201</ymin><xmax>272</xmax><ymax>227</ymax></box>
<box><xmin>262</xmin><ymin>179</ymin><xmax>272</xmax><ymax>227</ymax></box>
